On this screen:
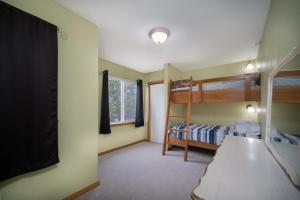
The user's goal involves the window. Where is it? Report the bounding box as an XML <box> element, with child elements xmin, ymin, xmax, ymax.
<box><xmin>108</xmin><ymin>76</ymin><xmax>137</xmax><ymax>124</ymax></box>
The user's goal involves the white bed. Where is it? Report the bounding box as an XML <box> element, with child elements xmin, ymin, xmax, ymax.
<box><xmin>203</xmin><ymin>80</ymin><xmax>256</xmax><ymax>90</ymax></box>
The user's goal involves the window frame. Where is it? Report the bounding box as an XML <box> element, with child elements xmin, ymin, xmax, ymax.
<box><xmin>108</xmin><ymin>75</ymin><xmax>136</xmax><ymax>126</ymax></box>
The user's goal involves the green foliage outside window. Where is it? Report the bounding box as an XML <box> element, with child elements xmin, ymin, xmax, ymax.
<box><xmin>108</xmin><ymin>76</ymin><xmax>136</xmax><ymax>124</ymax></box>
<box><xmin>108</xmin><ymin>78</ymin><xmax>121</xmax><ymax>122</ymax></box>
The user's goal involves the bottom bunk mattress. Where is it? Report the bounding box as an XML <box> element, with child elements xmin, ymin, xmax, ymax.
<box><xmin>168</xmin><ymin>123</ymin><xmax>234</xmax><ymax>145</ymax></box>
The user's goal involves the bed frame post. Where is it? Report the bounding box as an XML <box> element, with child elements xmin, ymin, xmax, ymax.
<box><xmin>184</xmin><ymin>77</ymin><xmax>193</xmax><ymax>161</ymax></box>
<box><xmin>162</xmin><ymin>80</ymin><xmax>172</xmax><ymax>156</ymax></box>
<box><xmin>245</xmin><ymin>75</ymin><xmax>251</xmax><ymax>101</ymax></box>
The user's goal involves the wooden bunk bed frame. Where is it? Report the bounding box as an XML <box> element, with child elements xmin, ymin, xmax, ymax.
<box><xmin>162</xmin><ymin>73</ymin><xmax>261</xmax><ymax>161</ymax></box>
<box><xmin>273</xmin><ymin>70</ymin><xmax>300</xmax><ymax>103</ymax></box>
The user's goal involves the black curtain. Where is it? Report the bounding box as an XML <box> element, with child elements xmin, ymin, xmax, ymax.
<box><xmin>100</xmin><ymin>70</ymin><xmax>111</xmax><ymax>134</ymax></box>
<box><xmin>135</xmin><ymin>80</ymin><xmax>144</xmax><ymax>127</ymax></box>
<box><xmin>0</xmin><ymin>2</ymin><xmax>58</xmax><ymax>181</ymax></box>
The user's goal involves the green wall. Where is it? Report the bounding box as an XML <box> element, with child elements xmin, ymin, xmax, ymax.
<box><xmin>257</xmin><ymin>0</ymin><xmax>300</xmax><ymax>138</ymax></box>
<box><xmin>272</xmin><ymin>103</ymin><xmax>300</xmax><ymax>135</ymax></box>
<box><xmin>164</xmin><ymin>64</ymin><xmax>185</xmax><ymax>118</ymax></box>
<box><xmin>98</xmin><ymin>59</ymin><xmax>147</xmax><ymax>153</ymax></box>
<box><xmin>0</xmin><ymin>0</ymin><xmax>99</xmax><ymax>200</ymax></box>
<box><xmin>145</xmin><ymin>70</ymin><xmax>164</xmax><ymax>82</ymax></box>
<box><xmin>182</xmin><ymin>60</ymin><xmax>257</xmax><ymax>80</ymax></box>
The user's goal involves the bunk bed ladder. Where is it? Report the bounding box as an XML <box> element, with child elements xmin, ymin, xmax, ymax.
<box><xmin>162</xmin><ymin>77</ymin><xmax>193</xmax><ymax>162</ymax></box>
<box><xmin>162</xmin><ymin>80</ymin><xmax>172</xmax><ymax>157</ymax></box>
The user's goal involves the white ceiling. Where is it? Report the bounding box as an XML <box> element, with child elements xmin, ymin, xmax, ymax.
<box><xmin>57</xmin><ymin>0</ymin><xmax>270</xmax><ymax>73</ymax></box>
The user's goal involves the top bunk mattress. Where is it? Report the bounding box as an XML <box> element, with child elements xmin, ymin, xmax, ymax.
<box><xmin>171</xmin><ymin>85</ymin><xmax>199</xmax><ymax>92</ymax></box>
<box><xmin>273</xmin><ymin>76</ymin><xmax>300</xmax><ymax>86</ymax></box>
<box><xmin>203</xmin><ymin>80</ymin><xmax>256</xmax><ymax>91</ymax></box>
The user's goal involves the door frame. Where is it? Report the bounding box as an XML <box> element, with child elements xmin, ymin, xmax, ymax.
<box><xmin>147</xmin><ymin>80</ymin><xmax>164</xmax><ymax>141</ymax></box>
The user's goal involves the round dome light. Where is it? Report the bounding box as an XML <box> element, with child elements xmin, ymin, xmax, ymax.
<box><xmin>246</xmin><ymin>61</ymin><xmax>255</xmax><ymax>70</ymax></box>
<box><xmin>149</xmin><ymin>27</ymin><xmax>170</xmax><ymax>44</ymax></box>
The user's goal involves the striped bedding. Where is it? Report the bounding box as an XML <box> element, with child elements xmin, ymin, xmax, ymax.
<box><xmin>168</xmin><ymin>123</ymin><xmax>234</xmax><ymax>145</ymax></box>
<box><xmin>271</xmin><ymin>132</ymin><xmax>300</xmax><ymax>145</ymax></box>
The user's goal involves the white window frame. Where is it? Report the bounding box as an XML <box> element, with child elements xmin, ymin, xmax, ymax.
<box><xmin>108</xmin><ymin>75</ymin><xmax>136</xmax><ymax>125</ymax></box>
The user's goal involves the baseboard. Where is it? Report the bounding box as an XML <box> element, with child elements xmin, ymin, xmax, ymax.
<box><xmin>98</xmin><ymin>139</ymin><xmax>148</xmax><ymax>156</ymax></box>
<box><xmin>63</xmin><ymin>181</ymin><xmax>100</xmax><ymax>200</ymax></box>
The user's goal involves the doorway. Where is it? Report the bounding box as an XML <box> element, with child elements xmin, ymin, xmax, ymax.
<box><xmin>148</xmin><ymin>82</ymin><xmax>165</xmax><ymax>143</ymax></box>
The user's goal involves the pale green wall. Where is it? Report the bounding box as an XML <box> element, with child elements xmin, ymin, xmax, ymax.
<box><xmin>164</xmin><ymin>64</ymin><xmax>184</xmax><ymax>118</ymax></box>
<box><xmin>98</xmin><ymin>59</ymin><xmax>147</xmax><ymax>153</ymax></box>
<box><xmin>144</xmin><ymin>70</ymin><xmax>164</xmax><ymax>126</ymax></box>
<box><xmin>0</xmin><ymin>0</ymin><xmax>99</xmax><ymax>200</ymax></box>
<box><xmin>189</xmin><ymin>102</ymin><xmax>258</xmax><ymax>126</ymax></box>
<box><xmin>283</xmin><ymin>54</ymin><xmax>300</xmax><ymax>70</ymax></box>
<box><xmin>145</xmin><ymin>70</ymin><xmax>164</xmax><ymax>82</ymax></box>
<box><xmin>182</xmin><ymin>60</ymin><xmax>259</xmax><ymax>126</ymax></box>
<box><xmin>272</xmin><ymin>103</ymin><xmax>300</xmax><ymax>135</ymax></box>
<box><xmin>183</xmin><ymin>60</ymin><xmax>257</xmax><ymax>80</ymax></box>
<box><xmin>257</xmin><ymin>0</ymin><xmax>300</xmax><ymax>139</ymax></box>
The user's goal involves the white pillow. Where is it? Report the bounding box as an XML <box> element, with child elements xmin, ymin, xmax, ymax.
<box><xmin>235</xmin><ymin>120</ymin><xmax>260</xmax><ymax>133</ymax></box>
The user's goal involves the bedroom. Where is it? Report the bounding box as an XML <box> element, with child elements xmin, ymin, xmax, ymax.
<box><xmin>0</xmin><ymin>0</ymin><xmax>299</xmax><ymax>200</ymax></box>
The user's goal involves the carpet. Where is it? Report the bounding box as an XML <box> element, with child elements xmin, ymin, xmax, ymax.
<box><xmin>77</xmin><ymin>142</ymin><xmax>214</xmax><ymax>200</ymax></box>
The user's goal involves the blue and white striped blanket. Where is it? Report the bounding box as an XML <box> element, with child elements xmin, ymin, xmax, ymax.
<box><xmin>271</xmin><ymin>130</ymin><xmax>300</xmax><ymax>145</ymax></box>
<box><xmin>168</xmin><ymin>123</ymin><xmax>234</xmax><ymax>145</ymax></box>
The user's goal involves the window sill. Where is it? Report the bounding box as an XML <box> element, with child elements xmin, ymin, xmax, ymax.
<box><xmin>110</xmin><ymin>121</ymin><xmax>135</xmax><ymax>127</ymax></box>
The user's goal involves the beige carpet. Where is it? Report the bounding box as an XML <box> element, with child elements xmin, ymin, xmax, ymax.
<box><xmin>77</xmin><ymin>142</ymin><xmax>214</xmax><ymax>200</ymax></box>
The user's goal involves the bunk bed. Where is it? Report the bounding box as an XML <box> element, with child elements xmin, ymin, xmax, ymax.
<box><xmin>272</xmin><ymin>70</ymin><xmax>300</xmax><ymax>103</ymax></box>
<box><xmin>162</xmin><ymin>73</ymin><xmax>261</xmax><ymax>161</ymax></box>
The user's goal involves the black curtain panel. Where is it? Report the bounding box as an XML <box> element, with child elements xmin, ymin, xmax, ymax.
<box><xmin>135</xmin><ymin>80</ymin><xmax>144</xmax><ymax>127</ymax></box>
<box><xmin>100</xmin><ymin>70</ymin><xmax>111</xmax><ymax>134</ymax></box>
<box><xmin>0</xmin><ymin>2</ymin><xmax>58</xmax><ymax>181</ymax></box>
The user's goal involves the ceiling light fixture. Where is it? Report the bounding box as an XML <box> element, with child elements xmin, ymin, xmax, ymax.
<box><xmin>246</xmin><ymin>104</ymin><xmax>255</xmax><ymax>113</ymax></box>
<box><xmin>246</xmin><ymin>61</ymin><xmax>255</xmax><ymax>70</ymax></box>
<box><xmin>149</xmin><ymin>27</ymin><xmax>170</xmax><ymax>44</ymax></box>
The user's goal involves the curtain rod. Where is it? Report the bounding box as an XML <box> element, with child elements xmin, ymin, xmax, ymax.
<box><xmin>99</xmin><ymin>70</ymin><xmax>140</xmax><ymax>83</ymax></box>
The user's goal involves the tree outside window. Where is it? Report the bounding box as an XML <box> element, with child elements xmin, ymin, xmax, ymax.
<box><xmin>108</xmin><ymin>76</ymin><xmax>136</xmax><ymax>124</ymax></box>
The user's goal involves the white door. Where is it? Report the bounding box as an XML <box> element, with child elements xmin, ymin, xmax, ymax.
<box><xmin>150</xmin><ymin>83</ymin><xmax>165</xmax><ymax>143</ymax></box>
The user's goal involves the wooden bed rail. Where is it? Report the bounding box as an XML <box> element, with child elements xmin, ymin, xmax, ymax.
<box><xmin>273</xmin><ymin>70</ymin><xmax>300</xmax><ymax>103</ymax></box>
<box><xmin>275</xmin><ymin>70</ymin><xmax>300</xmax><ymax>77</ymax></box>
<box><xmin>169</xmin><ymin>72</ymin><xmax>261</xmax><ymax>104</ymax></box>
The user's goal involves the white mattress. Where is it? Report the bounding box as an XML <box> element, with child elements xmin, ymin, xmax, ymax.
<box><xmin>171</xmin><ymin>85</ymin><xmax>199</xmax><ymax>92</ymax></box>
<box><xmin>273</xmin><ymin>76</ymin><xmax>300</xmax><ymax>86</ymax></box>
<box><xmin>203</xmin><ymin>80</ymin><xmax>256</xmax><ymax>91</ymax></box>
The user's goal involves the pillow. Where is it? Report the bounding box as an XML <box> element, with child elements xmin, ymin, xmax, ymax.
<box><xmin>243</xmin><ymin>132</ymin><xmax>261</xmax><ymax>137</ymax></box>
<box><xmin>235</xmin><ymin>120</ymin><xmax>260</xmax><ymax>134</ymax></box>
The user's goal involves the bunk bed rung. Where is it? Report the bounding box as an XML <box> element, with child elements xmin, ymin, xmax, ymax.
<box><xmin>167</xmin><ymin>128</ymin><xmax>191</xmax><ymax>132</ymax></box>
